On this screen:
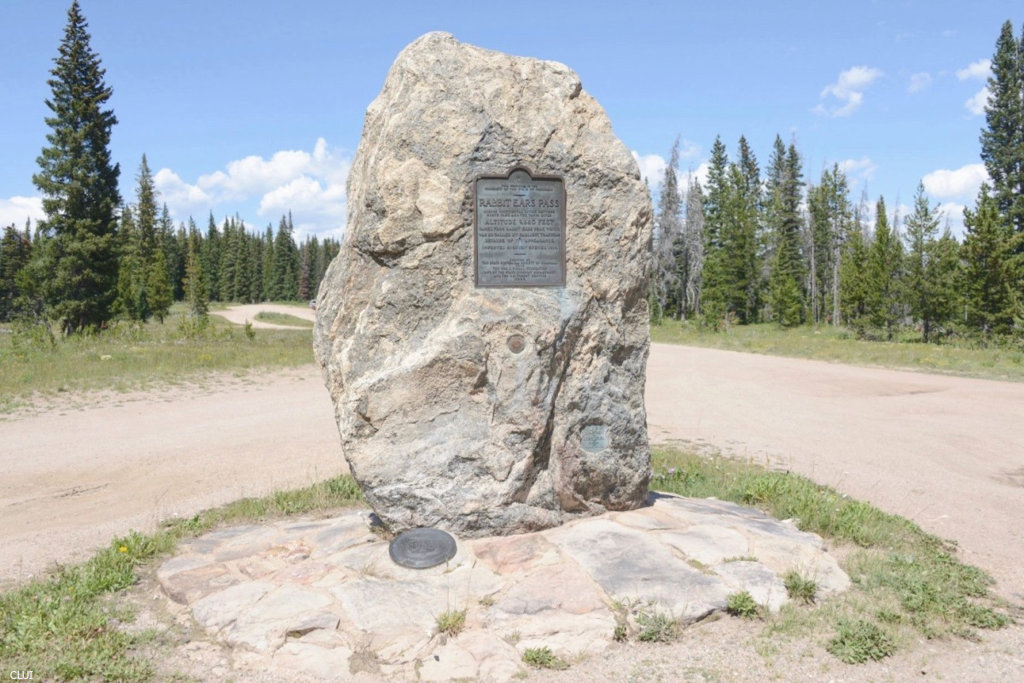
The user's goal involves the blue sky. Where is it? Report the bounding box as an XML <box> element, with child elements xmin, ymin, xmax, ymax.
<box><xmin>0</xmin><ymin>0</ymin><xmax>1017</xmax><ymax>240</ymax></box>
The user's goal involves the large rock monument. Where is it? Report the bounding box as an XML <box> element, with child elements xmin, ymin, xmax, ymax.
<box><xmin>313</xmin><ymin>32</ymin><xmax>653</xmax><ymax>537</ymax></box>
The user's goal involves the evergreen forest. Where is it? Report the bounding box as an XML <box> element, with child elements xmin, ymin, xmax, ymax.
<box><xmin>650</xmin><ymin>20</ymin><xmax>1024</xmax><ymax>346</ymax></box>
<box><xmin>1</xmin><ymin>3</ymin><xmax>1022</xmax><ymax>350</ymax></box>
<box><xmin>0</xmin><ymin>2</ymin><xmax>339</xmax><ymax>332</ymax></box>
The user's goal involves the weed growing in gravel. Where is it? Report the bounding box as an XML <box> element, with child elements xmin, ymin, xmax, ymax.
<box><xmin>435</xmin><ymin>609</ymin><xmax>467</xmax><ymax>637</ymax></box>
<box><xmin>826</xmin><ymin>618</ymin><xmax>897</xmax><ymax>663</ymax></box>
<box><xmin>522</xmin><ymin>646</ymin><xmax>569</xmax><ymax>670</ymax></box>
<box><xmin>635</xmin><ymin>608</ymin><xmax>679</xmax><ymax>642</ymax></box>
<box><xmin>783</xmin><ymin>570</ymin><xmax>818</xmax><ymax>604</ymax></box>
<box><xmin>726</xmin><ymin>591</ymin><xmax>762</xmax><ymax>619</ymax></box>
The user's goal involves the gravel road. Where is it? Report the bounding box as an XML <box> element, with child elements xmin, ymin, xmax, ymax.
<box><xmin>3</xmin><ymin>328</ymin><xmax>1021</xmax><ymax>600</ymax></box>
<box><xmin>4</xmin><ymin>316</ymin><xmax>1023</xmax><ymax>679</ymax></box>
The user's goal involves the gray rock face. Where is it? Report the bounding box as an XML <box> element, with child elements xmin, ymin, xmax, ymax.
<box><xmin>313</xmin><ymin>32</ymin><xmax>652</xmax><ymax>537</ymax></box>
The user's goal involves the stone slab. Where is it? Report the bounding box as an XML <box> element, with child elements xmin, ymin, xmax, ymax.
<box><xmin>158</xmin><ymin>493</ymin><xmax>850</xmax><ymax>680</ymax></box>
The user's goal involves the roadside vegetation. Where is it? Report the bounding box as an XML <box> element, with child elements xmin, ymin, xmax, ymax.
<box><xmin>0</xmin><ymin>447</ymin><xmax>1014</xmax><ymax>680</ymax></box>
<box><xmin>650</xmin><ymin>445</ymin><xmax>1015</xmax><ymax>664</ymax></box>
<box><xmin>0</xmin><ymin>476</ymin><xmax>363</xmax><ymax>681</ymax></box>
<box><xmin>650</xmin><ymin>319</ymin><xmax>1024</xmax><ymax>382</ymax></box>
<box><xmin>0</xmin><ymin>302</ymin><xmax>313</xmax><ymax>413</ymax></box>
<box><xmin>254</xmin><ymin>310</ymin><xmax>315</xmax><ymax>328</ymax></box>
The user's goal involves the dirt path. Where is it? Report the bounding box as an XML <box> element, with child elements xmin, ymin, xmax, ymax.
<box><xmin>211</xmin><ymin>303</ymin><xmax>316</xmax><ymax>329</ymax></box>
<box><xmin>2</xmin><ymin>340</ymin><xmax>1022</xmax><ymax>604</ymax></box>
<box><xmin>0</xmin><ymin>367</ymin><xmax>343</xmax><ymax>588</ymax></box>
<box><xmin>646</xmin><ymin>344</ymin><xmax>1024</xmax><ymax>599</ymax></box>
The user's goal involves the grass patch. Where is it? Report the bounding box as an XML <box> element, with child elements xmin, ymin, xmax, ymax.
<box><xmin>635</xmin><ymin>608</ymin><xmax>679</xmax><ymax>642</ymax></box>
<box><xmin>521</xmin><ymin>646</ymin><xmax>569</xmax><ymax>670</ymax></box>
<box><xmin>783</xmin><ymin>570</ymin><xmax>818</xmax><ymax>605</ymax></box>
<box><xmin>435</xmin><ymin>608</ymin><xmax>467</xmax><ymax>637</ymax></box>
<box><xmin>826</xmin><ymin>618</ymin><xmax>897</xmax><ymax>664</ymax></box>
<box><xmin>0</xmin><ymin>303</ymin><xmax>314</xmax><ymax>411</ymax></box>
<box><xmin>726</xmin><ymin>591</ymin><xmax>762</xmax><ymax>619</ymax></box>
<box><xmin>649</xmin><ymin>319</ymin><xmax>1024</xmax><ymax>382</ymax></box>
<box><xmin>651</xmin><ymin>445</ymin><xmax>1013</xmax><ymax>663</ymax></box>
<box><xmin>0</xmin><ymin>474</ymin><xmax>363</xmax><ymax>681</ymax></box>
<box><xmin>254</xmin><ymin>311</ymin><xmax>314</xmax><ymax>328</ymax></box>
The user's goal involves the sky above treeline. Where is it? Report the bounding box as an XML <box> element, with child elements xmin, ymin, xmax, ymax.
<box><xmin>1</xmin><ymin>0</ymin><xmax>1018</xmax><ymax>239</ymax></box>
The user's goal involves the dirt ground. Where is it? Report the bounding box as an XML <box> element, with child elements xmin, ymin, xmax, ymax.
<box><xmin>2</xmin><ymin>313</ymin><xmax>1023</xmax><ymax>679</ymax></box>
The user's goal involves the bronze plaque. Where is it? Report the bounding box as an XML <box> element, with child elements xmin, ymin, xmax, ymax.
<box><xmin>474</xmin><ymin>167</ymin><xmax>566</xmax><ymax>287</ymax></box>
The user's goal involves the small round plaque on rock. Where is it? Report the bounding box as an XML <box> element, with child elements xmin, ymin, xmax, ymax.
<box><xmin>388</xmin><ymin>528</ymin><xmax>457</xmax><ymax>569</ymax></box>
<box><xmin>506</xmin><ymin>334</ymin><xmax>526</xmax><ymax>354</ymax></box>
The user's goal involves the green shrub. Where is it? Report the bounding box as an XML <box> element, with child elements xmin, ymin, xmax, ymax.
<box><xmin>435</xmin><ymin>609</ymin><xmax>466</xmax><ymax>636</ymax></box>
<box><xmin>783</xmin><ymin>571</ymin><xmax>818</xmax><ymax>604</ymax></box>
<box><xmin>826</xmin><ymin>619</ymin><xmax>896</xmax><ymax>664</ymax></box>
<box><xmin>726</xmin><ymin>591</ymin><xmax>761</xmax><ymax>619</ymax></box>
<box><xmin>636</xmin><ymin>609</ymin><xmax>678</xmax><ymax>642</ymax></box>
<box><xmin>522</xmin><ymin>646</ymin><xmax>568</xmax><ymax>670</ymax></box>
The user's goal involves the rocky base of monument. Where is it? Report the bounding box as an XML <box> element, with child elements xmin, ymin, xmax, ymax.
<box><xmin>157</xmin><ymin>494</ymin><xmax>849</xmax><ymax>680</ymax></box>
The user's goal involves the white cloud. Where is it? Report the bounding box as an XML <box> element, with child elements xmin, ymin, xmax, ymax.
<box><xmin>908</xmin><ymin>72</ymin><xmax>932</xmax><ymax>93</ymax></box>
<box><xmin>153</xmin><ymin>138</ymin><xmax>351</xmax><ymax>238</ymax></box>
<box><xmin>956</xmin><ymin>59</ymin><xmax>991</xmax><ymax>81</ymax></box>
<box><xmin>0</xmin><ymin>196</ymin><xmax>44</xmax><ymax>229</ymax></box>
<box><xmin>817</xmin><ymin>66</ymin><xmax>883</xmax><ymax>117</ymax></box>
<box><xmin>954</xmin><ymin>59</ymin><xmax>992</xmax><ymax>117</ymax></box>
<box><xmin>198</xmin><ymin>149</ymin><xmax>314</xmax><ymax>200</ymax></box>
<box><xmin>632</xmin><ymin>152</ymin><xmax>667</xmax><ymax>188</ymax></box>
<box><xmin>922</xmin><ymin>163</ymin><xmax>988</xmax><ymax>199</ymax></box>
<box><xmin>965</xmin><ymin>87</ymin><xmax>990</xmax><ymax>116</ymax></box>
<box><xmin>685</xmin><ymin>162</ymin><xmax>710</xmax><ymax>191</ymax></box>
<box><xmin>837</xmin><ymin>157</ymin><xmax>877</xmax><ymax>183</ymax></box>
<box><xmin>937</xmin><ymin>202</ymin><xmax>967</xmax><ymax>237</ymax></box>
<box><xmin>153</xmin><ymin>169</ymin><xmax>212</xmax><ymax>211</ymax></box>
<box><xmin>678</xmin><ymin>139</ymin><xmax>701</xmax><ymax>159</ymax></box>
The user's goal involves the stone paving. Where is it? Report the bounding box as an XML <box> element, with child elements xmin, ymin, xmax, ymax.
<box><xmin>157</xmin><ymin>493</ymin><xmax>849</xmax><ymax>681</ymax></box>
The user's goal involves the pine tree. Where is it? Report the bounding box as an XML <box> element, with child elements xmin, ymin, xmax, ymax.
<box><xmin>298</xmin><ymin>238</ymin><xmax>314</xmax><ymax>302</ymax></box>
<box><xmin>961</xmin><ymin>184</ymin><xmax>1018</xmax><ymax>336</ymax></box>
<box><xmin>700</xmin><ymin>136</ymin><xmax>730</xmax><ymax>324</ymax></box>
<box><xmin>839</xmin><ymin>216</ymin><xmax>871</xmax><ymax>333</ymax></box>
<box><xmin>32</xmin><ymin>0</ymin><xmax>121</xmax><ymax>334</ymax></box>
<box><xmin>147</xmin><ymin>246</ymin><xmax>172</xmax><ymax>323</ymax></box>
<box><xmin>902</xmin><ymin>183</ymin><xmax>957</xmax><ymax>342</ymax></box>
<box><xmin>202</xmin><ymin>213</ymin><xmax>222</xmax><ymax>301</ymax></box>
<box><xmin>980</xmin><ymin>21</ymin><xmax>1024</xmax><ymax>238</ymax></box>
<box><xmin>159</xmin><ymin>205</ymin><xmax>184</xmax><ymax>301</ymax></box>
<box><xmin>676</xmin><ymin>175</ymin><xmax>704</xmax><ymax>318</ymax></box>
<box><xmin>650</xmin><ymin>139</ymin><xmax>683</xmax><ymax>321</ymax></box>
<box><xmin>218</xmin><ymin>217</ymin><xmax>239</xmax><ymax>302</ymax></box>
<box><xmin>807</xmin><ymin>165</ymin><xmax>852</xmax><ymax>325</ymax></box>
<box><xmin>183</xmin><ymin>219</ymin><xmax>208</xmax><ymax>320</ymax></box>
<box><xmin>767</xmin><ymin>140</ymin><xmax>805</xmax><ymax>326</ymax></box>
<box><xmin>233</xmin><ymin>219</ymin><xmax>255</xmax><ymax>303</ymax></box>
<box><xmin>262</xmin><ymin>226</ymin><xmax>275</xmax><ymax>300</ymax></box>
<box><xmin>115</xmin><ymin>205</ymin><xmax>145</xmax><ymax>320</ymax></box>
<box><xmin>0</xmin><ymin>224</ymin><xmax>33</xmax><ymax>321</ymax></box>
<box><xmin>249</xmin><ymin>232</ymin><xmax>265</xmax><ymax>302</ymax></box>
<box><xmin>930</xmin><ymin>227</ymin><xmax>962</xmax><ymax>338</ymax></box>
<box><xmin>115</xmin><ymin>155</ymin><xmax>169</xmax><ymax>322</ymax></box>
<box><xmin>722</xmin><ymin>136</ymin><xmax>761</xmax><ymax>323</ymax></box>
<box><xmin>271</xmin><ymin>213</ymin><xmax>300</xmax><ymax>300</ymax></box>
<box><xmin>865</xmin><ymin>197</ymin><xmax>904</xmax><ymax>340</ymax></box>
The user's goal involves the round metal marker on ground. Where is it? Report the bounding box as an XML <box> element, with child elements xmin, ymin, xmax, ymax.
<box><xmin>388</xmin><ymin>527</ymin><xmax>457</xmax><ymax>569</ymax></box>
